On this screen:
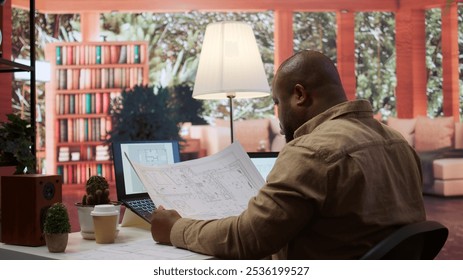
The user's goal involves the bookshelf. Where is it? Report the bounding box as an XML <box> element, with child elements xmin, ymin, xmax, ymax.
<box><xmin>44</xmin><ymin>41</ymin><xmax>149</xmax><ymax>185</ymax></box>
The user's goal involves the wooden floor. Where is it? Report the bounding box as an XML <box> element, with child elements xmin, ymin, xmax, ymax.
<box><xmin>61</xmin><ymin>185</ymin><xmax>463</xmax><ymax>259</ymax></box>
<box><xmin>423</xmin><ymin>195</ymin><xmax>463</xmax><ymax>260</ymax></box>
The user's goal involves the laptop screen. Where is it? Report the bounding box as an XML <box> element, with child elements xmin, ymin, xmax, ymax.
<box><xmin>112</xmin><ymin>140</ymin><xmax>180</xmax><ymax>200</ymax></box>
<box><xmin>248</xmin><ymin>152</ymin><xmax>279</xmax><ymax>180</ymax></box>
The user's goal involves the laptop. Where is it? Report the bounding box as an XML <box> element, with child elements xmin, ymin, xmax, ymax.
<box><xmin>112</xmin><ymin>140</ymin><xmax>181</xmax><ymax>222</ymax></box>
<box><xmin>248</xmin><ymin>152</ymin><xmax>279</xmax><ymax>180</ymax></box>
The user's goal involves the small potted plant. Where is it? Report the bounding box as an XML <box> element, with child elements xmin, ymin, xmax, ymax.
<box><xmin>75</xmin><ymin>175</ymin><xmax>121</xmax><ymax>239</ymax></box>
<box><xmin>43</xmin><ymin>202</ymin><xmax>71</xmax><ymax>253</ymax></box>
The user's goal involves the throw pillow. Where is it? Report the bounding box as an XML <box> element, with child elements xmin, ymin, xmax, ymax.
<box><xmin>414</xmin><ymin>116</ymin><xmax>455</xmax><ymax>152</ymax></box>
<box><xmin>387</xmin><ymin>117</ymin><xmax>416</xmax><ymax>146</ymax></box>
<box><xmin>455</xmin><ymin>122</ymin><xmax>463</xmax><ymax>149</ymax></box>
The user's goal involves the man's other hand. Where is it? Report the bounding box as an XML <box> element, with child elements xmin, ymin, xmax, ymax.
<box><xmin>150</xmin><ymin>205</ymin><xmax>182</xmax><ymax>245</ymax></box>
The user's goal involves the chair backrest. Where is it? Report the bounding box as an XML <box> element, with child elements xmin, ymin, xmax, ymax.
<box><xmin>360</xmin><ymin>220</ymin><xmax>449</xmax><ymax>260</ymax></box>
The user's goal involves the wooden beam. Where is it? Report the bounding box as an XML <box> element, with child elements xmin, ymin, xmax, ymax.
<box><xmin>336</xmin><ymin>10</ymin><xmax>356</xmax><ymax>101</ymax></box>
<box><xmin>12</xmin><ymin>0</ymin><xmax>399</xmax><ymax>13</ymax></box>
<box><xmin>441</xmin><ymin>1</ymin><xmax>460</xmax><ymax>120</ymax></box>
<box><xmin>395</xmin><ymin>8</ymin><xmax>428</xmax><ymax>118</ymax></box>
<box><xmin>80</xmin><ymin>12</ymin><xmax>101</xmax><ymax>42</ymax></box>
<box><xmin>274</xmin><ymin>9</ymin><xmax>293</xmax><ymax>70</ymax></box>
<box><xmin>400</xmin><ymin>0</ymin><xmax>463</xmax><ymax>10</ymax></box>
<box><xmin>0</xmin><ymin>1</ymin><xmax>13</xmax><ymax>121</ymax></box>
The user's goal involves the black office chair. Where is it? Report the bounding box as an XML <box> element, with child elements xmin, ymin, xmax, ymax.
<box><xmin>360</xmin><ymin>220</ymin><xmax>449</xmax><ymax>260</ymax></box>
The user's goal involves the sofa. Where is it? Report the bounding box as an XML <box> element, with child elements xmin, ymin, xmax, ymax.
<box><xmin>387</xmin><ymin>116</ymin><xmax>463</xmax><ymax>196</ymax></box>
<box><xmin>189</xmin><ymin>117</ymin><xmax>285</xmax><ymax>156</ymax></box>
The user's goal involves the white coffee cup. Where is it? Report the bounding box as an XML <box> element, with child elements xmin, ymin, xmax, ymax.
<box><xmin>91</xmin><ymin>204</ymin><xmax>119</xmax><ymax>244</ymax></box>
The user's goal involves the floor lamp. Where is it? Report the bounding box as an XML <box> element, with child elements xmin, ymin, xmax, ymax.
<box><xmin>192</xmin><ymin>21</ymin><xmax>270</xmax><ymax>143</ymax></box>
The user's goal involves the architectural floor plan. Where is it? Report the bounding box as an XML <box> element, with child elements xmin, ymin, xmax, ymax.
<box><xmin>128</xmin><ymin>142</ymin><xmax>265</xmax><ymax>219</ymax></box>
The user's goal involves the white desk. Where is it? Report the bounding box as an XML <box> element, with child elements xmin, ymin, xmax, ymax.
<box><xmin>0</xmin><ymin>226</ymin><xmax>211</xmax><ymax>260</ymax></box>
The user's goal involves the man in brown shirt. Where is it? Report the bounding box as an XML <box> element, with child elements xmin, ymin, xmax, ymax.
<box><xmin>150</xmin><ymin>50</ymin><xmax>426</xmax><ymax>259</ymax></box>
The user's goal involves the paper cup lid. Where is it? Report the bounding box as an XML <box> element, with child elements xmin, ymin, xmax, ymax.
<box><xmin>91</xmin><ymin>204</ymin><xmax>119</xmax><ymax>216</ymax></box>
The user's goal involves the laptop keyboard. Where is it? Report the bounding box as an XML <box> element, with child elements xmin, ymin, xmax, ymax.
<box><xmin>125</xmin><ymin>198</ymin><xmax>156</xmax><ymax>222</ymax></box>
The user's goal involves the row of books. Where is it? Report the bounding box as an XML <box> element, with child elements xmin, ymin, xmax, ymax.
<box><xmin>57</xmin><ymin>117</ymin><xmax>112</xmax><ymax>143</ymax></box>
<box><xmin>57</xmin><ymin>145</ymin><xmax>110</xmax><ymax>162</ymax></box>
<box><xmin>57</xmin><ymin>162</ymin><xmax>115</xmax><ymax>185</ymax></box>
<box><xmin>56</xmin><ymin>67</ymin><xmax>144</xmax><ymax>90</ymax></box>
<box><xmin>56</xmin><ymin>92</ymin><xmax>119</xmax><ymax>116</ymax></box>
<box><xmin>56</xmin><ymin>44</ymin><xmax>145</xmax><ymax>66</ymax></box>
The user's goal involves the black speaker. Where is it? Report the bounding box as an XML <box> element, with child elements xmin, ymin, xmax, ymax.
<box><xmin>1</xmin><ymin>174</ymin><xmax>62</xmax><ymax>246</ymax></box>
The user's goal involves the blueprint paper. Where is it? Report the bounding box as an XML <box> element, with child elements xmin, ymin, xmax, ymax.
<box><xmin>126</xmin><ymin>142</ymin><xmax>266</xmax><ymax>220</ymax></box>
<box><xmin>68</xmin><ymin>238</ymin><xmax>207</xmax><ymax>260</ymax></box>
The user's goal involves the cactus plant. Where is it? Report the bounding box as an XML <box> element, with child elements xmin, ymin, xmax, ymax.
<box><xmin>43</xmin><ymin>202</ymin><xmax>71</xmax><ymax>234</ymax></box>
<box><xmin>82</xmin><ymin>175</ymin><xmax>111</xmax><ymax>205</ymax></box>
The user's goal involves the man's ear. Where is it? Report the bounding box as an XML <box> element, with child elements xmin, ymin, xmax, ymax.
<box><xmin>293</xmin><ymin>84</ymin><xmax>310</xmax><ymax>105</ymax></box>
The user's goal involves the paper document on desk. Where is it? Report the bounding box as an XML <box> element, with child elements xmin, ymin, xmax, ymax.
<box><xmin>125</xmin><ymin>142</ymin><xmax>265</xmax><ymax>220</ymax></box>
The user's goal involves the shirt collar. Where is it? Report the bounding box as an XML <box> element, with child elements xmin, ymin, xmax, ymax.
<box><xmin>294</xmin><ymin>99</ymin><xmax>374</xmax><ymax>138</ymax></box>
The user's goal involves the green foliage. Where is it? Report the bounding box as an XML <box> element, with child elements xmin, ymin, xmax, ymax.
<box><xmin>12</xmin><ymin>9</ymin><xmax>79</xmax><ymax>59</ymax></box>
<box><xmin>0</xmin><ymin>114</ymin><xmax>35</xmax><ymax>174</ymax></box>
<box><xmin>426</xmin><ymin>8</ymin><xmax>444</xmax><ymax>117</ymax></box>
<box><xmin>355</xmin><ymin>12</ymin><xmax>396</xmax><ymax>119</ymax></box>
<box><xmin>100</xmin><ymin>12</ymin><xmax>275</xmax><ymax>122</ymax></box>
<box><xmin>11</xmin><ymin>10</ymin><xmax>80</xmax><ymax>152</ymax></box>
<box><xmin>82</xmin><ymin>175</ymin><xmax>111</xmax><ymax>206</ymax></box>
<box><xmin>43</xmin><ymin>203</ymin><xmax>71</xmax><ymax>234</ymax></box>
<box><xmin>169</xmin><ymin>84</ymin><xmax>207</xmax><ymax>125</ymax></box>
<box><xmin>13</xmin><ymin>7</ymin><xmax>463</xmax><ymax>125</ymax></box>
<box><xmin>107</xmin><ymin>85</ymin><xmax>182</xmax><ymax>143</ymax></box>
<box><xmin>293</xmin><ymin>12</ymin><xmax>337</xmax><ymax>61</ymax></box>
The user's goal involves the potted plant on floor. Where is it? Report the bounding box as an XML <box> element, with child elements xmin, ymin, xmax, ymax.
<box><xmin>75</xmin><ymin>175</ymin><xmax>121</xmax><ymax>239</ymax></box>
<box><xmin>43</xmin><ymin>202</ymin><xmax>71</xmax><ymax>253</ymax></box>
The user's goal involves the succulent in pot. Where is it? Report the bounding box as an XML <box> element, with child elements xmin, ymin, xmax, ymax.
<box><xmin>43</xmin><ymin>202</ymin><xmax>71</xmax><ymax>253</ymax></box>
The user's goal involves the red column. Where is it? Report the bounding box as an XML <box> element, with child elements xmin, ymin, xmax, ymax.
<box><xmin>274</xmin><ymin>9</ymin><xmax>293</xmax><ymax>70</ymax></box>
<box><xmin>0</xmin><ymin>2</ymin><xmax>13</xmax><ymax>122</ymax></box>
<box><xmin>336</xmin><ymin>10</ymin><xmax>356</xmax><ymax>101</ymax></box>
<box><xmin>0</xmin><ymin>4</ymin><xmax>15</xmax><ymax>176</ymax></box>
<box><xmin>274</xmin><ymin>9</ymin><xmax>294</xmax><ymax>117</ymax></box>
<box><xmin>81</xmin><ymin>12</ymin><xmax>101</xmax><ymax>42</ymax></box>
<box><xmin>441</xmin><ymin>2</ymin><xmax>460</xmax><ymax>121</ymax></box>
<box><xmin>395</xmin><ymin>8</ymin><xmax>427</xmax><ymax>118</ymax></box>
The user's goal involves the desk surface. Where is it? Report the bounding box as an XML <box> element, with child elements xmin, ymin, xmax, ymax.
<box><xmin>0</xmin><ymin>226</ymin><xmax>210</xmax><ymax>260</ymax></box>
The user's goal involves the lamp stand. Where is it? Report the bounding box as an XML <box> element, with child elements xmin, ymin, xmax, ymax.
<box><xmin>227</xmin><ymin>93</ymin><xmax>236</xmax><ymax>143</ymax></box>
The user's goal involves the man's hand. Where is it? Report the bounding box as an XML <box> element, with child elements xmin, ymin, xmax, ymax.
<box><xmin>150</xmin><ymin>205</ymin><xmax>182</xmax><ymax>245</ymax></box>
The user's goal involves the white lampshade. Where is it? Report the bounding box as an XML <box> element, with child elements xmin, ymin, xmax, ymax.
<box><xmin>193</xmin><ymin>21</ymin><xmax>270</xmax><ymax>100</ymax></box>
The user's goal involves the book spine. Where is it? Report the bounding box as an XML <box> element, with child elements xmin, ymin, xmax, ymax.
<box><xmin>85</xmin><ymin>93</ymin><xmax>92</xmax><ymax>114</ymax></box>
<box><xmin>96</xmin><ymin>45</ymin><xmax>102</xmax><ymax>64</ymax></box>
<box><xmin>69</xmin><ymin>94</ymin><xmax>75</xmax><ymax>114</ymax></box>
<box><xmin>56</xmin><ymin>46</ymin><xmax>62</xmax><ymax>65</ymax></box>
<box><xmin>134</xmin><ymin>45</ymin><xmax>140</xmax><ymax>63</ymax></box>
<box><xmin>84</xmin><ymin>118</ymin><xmax>89</xmax><ymax>141</ymax></box>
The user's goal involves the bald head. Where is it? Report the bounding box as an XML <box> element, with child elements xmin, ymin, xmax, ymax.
<box><xmin>274</xmin><ymin>50</ymin><xmax>346</xmax><ymax>102</ymax></box>
<box><xmin>272</xmin><ymin>50</ymin><xmax>348</xmax><ymax>142</ymax></box>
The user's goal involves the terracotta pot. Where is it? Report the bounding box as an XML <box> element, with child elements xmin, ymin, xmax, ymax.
<box><xmin>44</xmin><ymin>233</ymin><xmax>68</xmax><ymax>253</ymax></box>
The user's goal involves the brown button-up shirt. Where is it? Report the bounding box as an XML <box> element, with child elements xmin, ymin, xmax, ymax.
<box><xmin>170</xmin><ymin>100</ymin><xmax>426</xmax><ymax>259</ymax></box>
